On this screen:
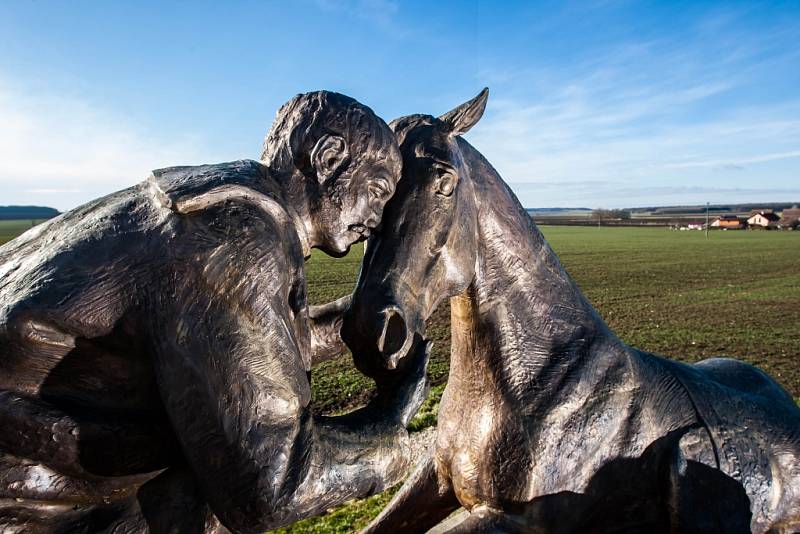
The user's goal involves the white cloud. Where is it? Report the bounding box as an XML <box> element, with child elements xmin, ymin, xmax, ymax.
<box><xmin>466</xmin><ymin>22</ymin><xmax>800</xmax><ymax>208</ymax></box>
<box><xmin>469</xmin><ymin>92</ymin><xmax>800</xmax><ymax>207</ymax></box>
<box><xmin>25</xmin><ymin>188</ymin><xmax>83</xmax><ymax>194</ymax></box>
<box><xmin>661</xmin><ymin>150</ymin><xmax>800</xmax><ymax>170</ymax></box>
<box><xmin>0</xmin><ymin>77</ymin><xmax>222</xmax><ymax>211</ymax></box>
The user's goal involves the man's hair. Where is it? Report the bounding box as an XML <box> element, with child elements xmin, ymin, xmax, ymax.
<box><xmin>261</xmin><ymin>91</ymin><xmax>394</xmax><ymax>181</ymax></box>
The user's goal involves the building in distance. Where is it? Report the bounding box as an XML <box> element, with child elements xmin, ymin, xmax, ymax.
<box><xmin>711</xmin><ymin>214</ymin><xmax>747</xmax><ymax>230</ymax></box>
<box><xmin>779</xmin><ymin>206</ymin><xmax>800</xmax><ymax>230</ymax></box>
<box><xmin>747</xmin><ymin>210</ymin><xmax>781</xmax><ymax>229</ymax></box>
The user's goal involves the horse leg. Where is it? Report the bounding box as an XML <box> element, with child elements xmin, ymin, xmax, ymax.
<box><xmin>361</xmin><ymin>452</ymin><xmax>459</xmax><ymax>534</ymax></box>
<box><xmin>666</xmin><ymin>435</ymin><xmax>752</xmax><ymax>533</ymax></box>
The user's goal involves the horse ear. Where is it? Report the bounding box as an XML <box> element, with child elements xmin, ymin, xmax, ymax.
<box><xmin>438</xmin><ymin>88</ymin><xmax>489</xmax><ymax>136</ymax></box>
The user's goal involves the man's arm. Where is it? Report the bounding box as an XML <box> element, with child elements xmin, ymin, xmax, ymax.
<box><xmin>150</xmin><ymin>204</ymin><xmax>424</xmax><ymax>533</ymax></box>
<box><xmin>308</xmin><ymin>294</ymin><xmax>351</xmax><ymax>364</ymax></box>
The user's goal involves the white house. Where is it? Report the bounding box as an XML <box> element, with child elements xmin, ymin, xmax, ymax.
<box><xmin>747</xmin><ymin>210</ymin><xmax>780</xmax><ymax>228</ymax></box>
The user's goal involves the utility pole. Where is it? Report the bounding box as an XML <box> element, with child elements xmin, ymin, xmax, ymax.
<box><xmin>705</xmin><ymin>202</ymin><xmax>709</xmax><ymax>239</ymax></box>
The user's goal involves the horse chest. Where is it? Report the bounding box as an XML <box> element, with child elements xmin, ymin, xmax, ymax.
<box><xmin>435</xmin><ymin>385</ymin><xmax>531</xmax><ymax>508</ymax></box>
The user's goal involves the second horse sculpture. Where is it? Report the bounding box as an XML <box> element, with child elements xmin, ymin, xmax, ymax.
<box><xmin>342</xmin><ymin>89</ymin><xmax>800</xmax><ymax>533</ymax></box>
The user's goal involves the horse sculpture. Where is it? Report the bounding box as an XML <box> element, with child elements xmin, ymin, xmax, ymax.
<box><xmin>341</xmin><ymin>89</ymin><xmax>800</xmax><ymax>533</ymax></box>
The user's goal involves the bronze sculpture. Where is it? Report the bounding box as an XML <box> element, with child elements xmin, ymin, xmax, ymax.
<box><xmin>0</xmin><ymin>91</ymin><xmax>429</xmax><ymax>533</ymax></box>
<box><xmin>343</xmin><ymin>89</ymin><xmax>800</xmax><ymax>533</ymax></box>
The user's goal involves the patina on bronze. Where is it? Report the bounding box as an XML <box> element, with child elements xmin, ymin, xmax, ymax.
<box><xmin>0</xmin><ymin>91</ymin><xmax>429</xmax><ymax>533</ymax></box>
<box><xmin>343</xmin><ymin>89</ymin><xmax>800</xmax><ymax>533</ymax></box>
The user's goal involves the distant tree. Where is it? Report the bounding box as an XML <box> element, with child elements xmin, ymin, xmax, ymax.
<box><xmin>612</xmin><ymin>209</ymin><xmax>632</xmax><ymax>220</ymax></box>
<box><xmin>592</xmin><ymin>209</ymin><xmax>611</xmax><ymax>220</ymax></box>
<box><xmin>592</xmin><ymin>209</ymin><xmax>630</xmax><ymax>225</ymax></box>
<box><xmin>0</xmin><ymin>206</ymin><xmax>60</xmax><ymax>221</ymax></box>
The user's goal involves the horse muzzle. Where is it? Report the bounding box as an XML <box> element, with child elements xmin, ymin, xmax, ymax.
<box><xmin>341</xmin><ymin>300</ymin><xmax>419</xmax><ymax>378</ymax></box>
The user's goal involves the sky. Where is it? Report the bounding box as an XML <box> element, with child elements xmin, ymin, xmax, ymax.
<box><xmin>1</xmin><ymin>0</ymin><xmax>799</xmax><ymax>211</ymax></box>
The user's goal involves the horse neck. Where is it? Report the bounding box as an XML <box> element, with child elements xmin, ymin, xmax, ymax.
<box><xmin>448</xmin><ymin>144</ymin><xmax>621</xmax><ymax>399</ymax></box>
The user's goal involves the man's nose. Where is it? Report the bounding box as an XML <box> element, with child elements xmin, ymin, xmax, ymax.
<box><xmin>364</xmin><ymin>210</ymin><xmax>381</xmax><ymax>229</ymax></box>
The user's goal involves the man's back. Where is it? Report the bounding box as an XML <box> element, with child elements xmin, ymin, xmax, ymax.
<box><xmin>0</xmin><ymin>161</ymin><xmax>304</xmax><ymax>532</ymax></box>
<box><xmin>1</xmin><ymin>182</ymin><xmax>172</xmax><ymax>404</ymax></box>
<box><xmin>0</xmin><ymin>179</ymin><xmax>186</xmax><ymax>530</ymax></box>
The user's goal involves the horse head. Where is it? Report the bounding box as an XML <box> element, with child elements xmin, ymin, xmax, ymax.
<box><xmin>342</xmin><ymin>89</ymin><xmax>488</xmax><ymax>378</ymax></box>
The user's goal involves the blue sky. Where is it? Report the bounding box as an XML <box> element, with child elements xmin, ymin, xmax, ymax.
<box><xmin>1</xmin><ymin>0</ymin><xmax>798</xmax><ymax>211</ymax></box>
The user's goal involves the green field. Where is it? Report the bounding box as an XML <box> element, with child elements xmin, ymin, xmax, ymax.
<box><xmin>2</xmin><ymin>222</ymin><xmax>799</xmax><ymax>532</ymax></box>
<box><xmin>0</xmin><ymin>219</ymin><xmax>48</xmax><ymax>244</ymax></box>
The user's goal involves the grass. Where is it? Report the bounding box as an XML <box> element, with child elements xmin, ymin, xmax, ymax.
<box><xmin>3</xmin><ymin>221</ymin><xmax>799</xmax><ymax>532</ymax></box>
<box><xmin>0</xmin><ymin>219</ymin><xmax>48</xmax><ymax>244</ymax></box>
<box><xmin>275</xmin><ymin>488</ymin><xmax>400</xmax><ymax>534</ymax></box>
<box><xmin>543</xmin><ymin>227</ymin><xmax>800</xmax><ymax>387</ymax></box>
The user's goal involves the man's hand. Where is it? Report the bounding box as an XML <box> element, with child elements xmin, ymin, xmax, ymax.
<box><xmin>308</xmin><ymin>294</ymin><xmax>352</xmax><ymax>365</ymax></box>
<box><xmin>367</xmin><ymin>336</ymin><xmax>431</xmax><ymax>428</ymax></box>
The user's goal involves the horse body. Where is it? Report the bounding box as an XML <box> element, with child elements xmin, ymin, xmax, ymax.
<box><xmin>346</xmin><ymin>90</ymin><xmax>800</xmax><ymax>533</ymax></box>
<box><xmin>434</xmin><ymin>141</ymin><xmax>768</xmax><ymax>531</ymax></box>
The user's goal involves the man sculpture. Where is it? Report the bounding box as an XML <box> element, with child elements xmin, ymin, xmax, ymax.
<box><xmin>0</xmin><ymin>91</ymin><xmax>427</xmax><ymax>533</ymax></box>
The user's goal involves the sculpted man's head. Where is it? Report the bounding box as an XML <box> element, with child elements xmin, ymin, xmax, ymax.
<box><xmin>261</xmin><ymin>91</ymin><xmax>401</xmax><ymax>257</ymax></box>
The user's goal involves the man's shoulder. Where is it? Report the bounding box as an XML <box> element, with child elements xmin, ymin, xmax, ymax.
<box><xmin>149</xmin><ymin>159</ymin><xmax>268</xmax><ymax>209</ymax></box>
<box><xmin>149</xmin><ymin>159</ymin><xmax>308</xmax><ymax>259</ymax></box>
<box><xmin>149</xmin><ymin>159</ymin><xmax>292</xmax><ymax>229</ymax></box>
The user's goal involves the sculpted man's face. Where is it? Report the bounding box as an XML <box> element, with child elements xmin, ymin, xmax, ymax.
<box><xmin>312</xmin><ymin>126</ymin><xmax>401</xmax><ymax>257</ymax></box>
<box><xmin>261</xmin><ymin>91</ymin><xmax>402</xmax><ymax>257</ymax></box>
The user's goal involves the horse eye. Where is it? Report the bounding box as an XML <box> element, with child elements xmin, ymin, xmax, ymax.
<box><xmin>436</xmin><ymin>171</ymin><xmax>456</xmax><ymax>197</ymax></box>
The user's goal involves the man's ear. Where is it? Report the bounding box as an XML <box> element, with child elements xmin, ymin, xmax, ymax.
<box><xmin>310</xmin><ymin>134</ymin><xmax>350</xmax><ymax>184</ymax></box>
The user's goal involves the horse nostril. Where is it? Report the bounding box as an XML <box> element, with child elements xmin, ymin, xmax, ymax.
<box><xmin>377</xmin><ymin>307</ymin><xmax>407</xmax><ymax>358</ymax></box>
